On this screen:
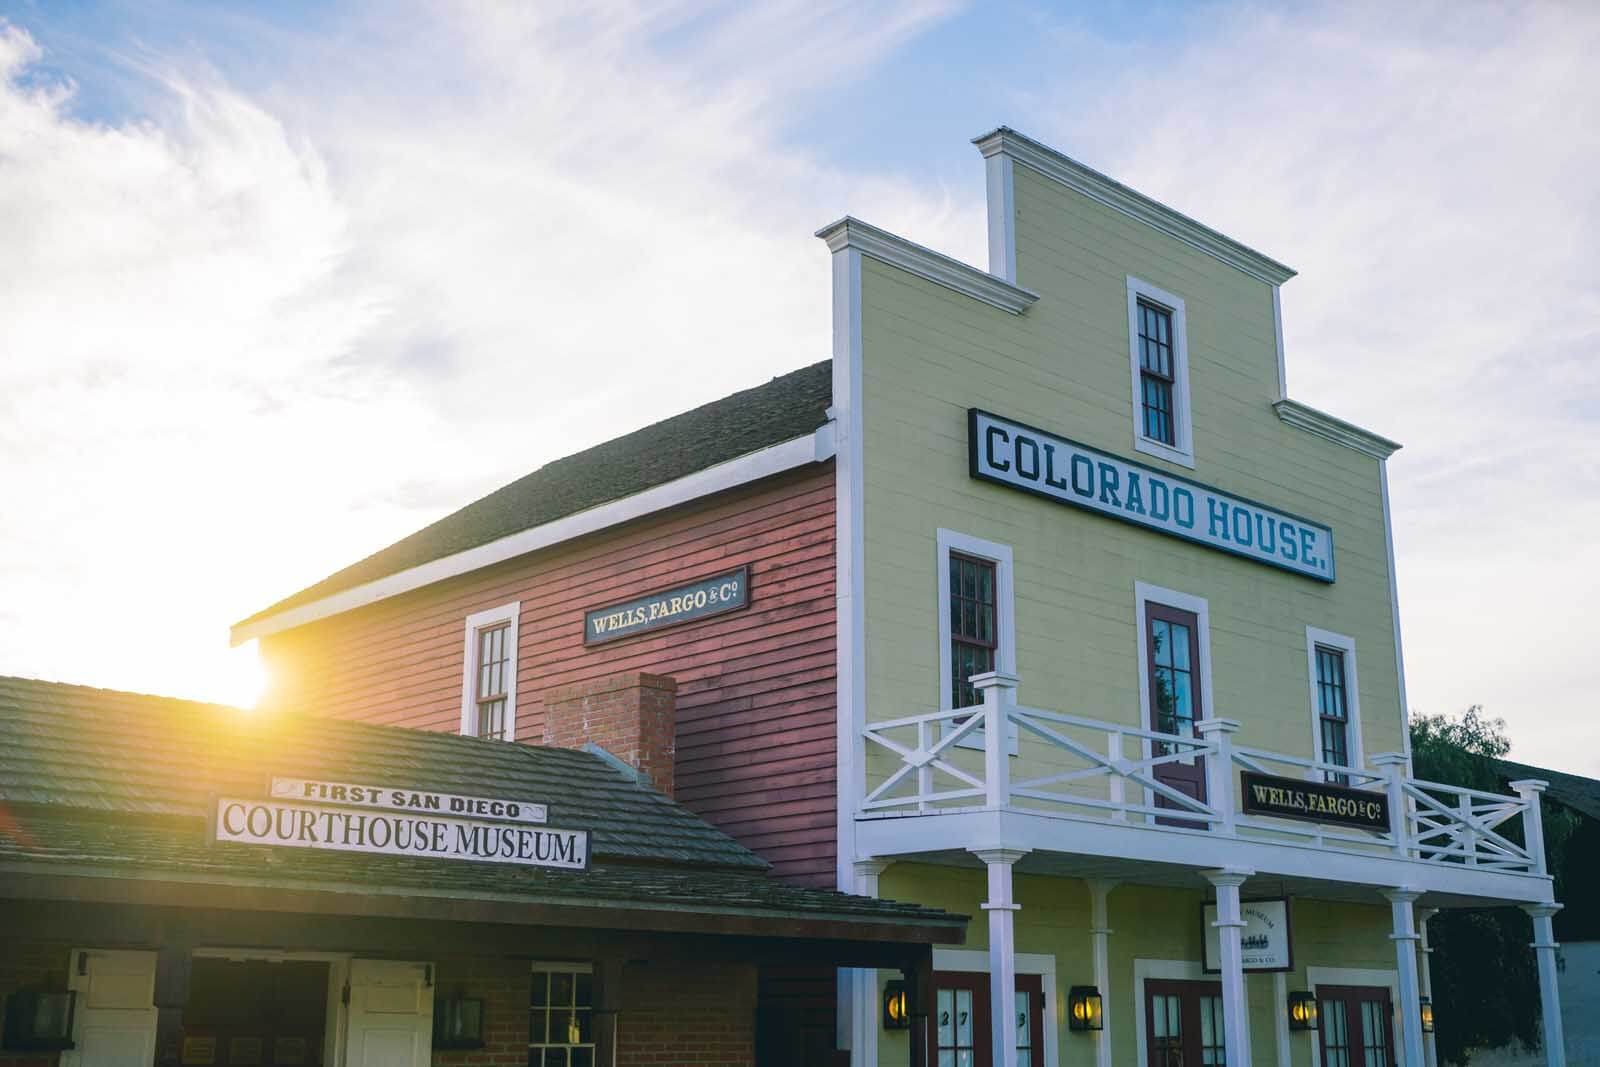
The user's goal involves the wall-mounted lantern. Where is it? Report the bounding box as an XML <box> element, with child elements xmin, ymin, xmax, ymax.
<box><xmin>1419</xmin><ymin>996</ymin><xmax>1435</xmax><ymax>1034</ymax></box>
<box><xmin>1287</xmin><ymin>991</ymin><xmax>1319</xmax><ymax>1032</ymax></box>
<box><xmin>2</xmin><ymin>989</ymin><xmax>76</xmax><ymax>1051</ymax></box>
<box><xmin>882</xmin><ymin>980</ymin><xmax>910</xmax><ymax>1030</ymax></box>
<box><xmin>431</xmin><ymin>992</ymin><xmax>485</xmax><ymax>1050</ymax></box>
<box><xmin>1067</xmin><ymin>986</ymin><xmax>1104</xmax><ymax>1032</ymax></box>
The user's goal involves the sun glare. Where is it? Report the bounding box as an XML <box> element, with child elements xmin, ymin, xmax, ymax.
<box><xmin>215</xmin><ymin>640</ymin><xmax>268</xmax><ymax>710</ymax></box>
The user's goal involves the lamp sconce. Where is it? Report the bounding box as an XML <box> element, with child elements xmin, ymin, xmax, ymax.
<box><xmin>431</xmin><ymin>992</ymin><xmax>485</xmax><ymax>1050</ymax></box>
<box><xmin>1067</xmin><ymin>986</ymin><xmax>1104</xmax><ymax>1032</ymax></box>
<box><xmin>1419</xmin><ymin>996</ymin><xmax>1435</xmax><ymax>1034</ymax></box>
<box><xmin>1287</xmin><ymin>991</ymin><xmax>1319</xmax><ymax>1032</ymax></box>
<box><xmin>2</xmin><ymin>989</ymin><xmax>76</xmax><ymax>1051</ymax></box>
<box><xmin>882</xmin><ymin>980</ymin><xmax>910</xmax><ymax>1030</ymax></box>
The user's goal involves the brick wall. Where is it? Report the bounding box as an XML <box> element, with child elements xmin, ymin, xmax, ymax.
<box><xmin>543</xmin><ymin>673</ymin><xmax>677</xmax><ymax>796</ymax></box>
<box><xmin>431</xmin><ymin>957</ymin><xmax>528</xmax><ymax>1067</ymax></box>
<box><xmin>0</xmin><ymin>943</ymin><xmax>71</xmax><ymax>1067</ymax></box>
<box><xmin>619</xmin><ymin>960</ymin><xmax>756</xmax><ymax>1067</ymax></box>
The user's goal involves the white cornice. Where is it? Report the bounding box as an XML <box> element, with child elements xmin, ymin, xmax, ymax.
<box><xmin>814</xmin><ymin>216</ymin><xmax>1039</xmax><ymax>315</ymax></box>
<box><xmin>231</xmin><ymin>429</ymin><xmax>835</xmax><ymax>646</ymax></box>
<box><xmin>1273</xmin><ymin>398</ymin><xmax>1401</xmax><ymax>459</ymax></box>
<box><xmin>973</xmin><ymin>127</ymin><xmax>1297</xmax><ymax>287</ymax></box>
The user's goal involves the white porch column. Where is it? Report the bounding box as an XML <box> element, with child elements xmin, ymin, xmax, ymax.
<box><xmin>1525</xmin><ymin>903</ymin><xmax>1567</xmax><ymax>1067</ymax></box>
<box><xmin>1270</xmin><ymin>972</ymin><xmax>1291</xmax><ymax>1067</ymax></box>
<box><xmin>1204</xmin><ymin>868</ymin><xmax>1255</xmax><ymax>1067</ymax></box>
<box><xmin>1383</xmin><ymin>888</ymin><xmax>1427</xmax><ymax>1067</ymax></box>
<box><xmin>1417</xmin><ymin>908</ymin><xmax>1439</xmax><ymax>1067</ymax></box>
<box><xmin>974</xmin><ymin>848</ymin><xmax>1029</xmax><ymax>1067</ymax></box>
<box><xmin>1087</xmin><ymin>881</ymin><xmax>1116</xmax><ymax>1067</ymax></box>
<box><xmin>848</xmin><ymin>859</ymin><xmax>893</xmax><ymax>1066</ymax></box>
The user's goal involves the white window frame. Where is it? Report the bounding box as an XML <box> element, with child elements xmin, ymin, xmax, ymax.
<box><xmin>1135</xmin><ymin>582</ymin><xmax>1216</xmax><ymax>743</ymax></box>
<box><xmin>1127</xmin><ymin>276</ymin><xmax>1195</xmax><ymax>468</ymax></box>
<box><xmin>460</xmin><ymin>600</ymin><xmax>520</xmax><ymax>741</ymax></box>
<box><xmin>1305</xmin><ymin>627</ymin><xmax>1363</xmax><ymax>773</ymax></box>
<box><xmin>936</xmin><ymin>529</ymin><xmax>1017</xmax><ymax>754</ymax></box>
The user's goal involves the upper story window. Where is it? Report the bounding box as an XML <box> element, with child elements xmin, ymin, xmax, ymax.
<box><xmin>1126</xmin><ymin>277</ymin><xmax>1193</xmax><ymax>468</ymax></box>
<box><xmin>460</xmin><ymin>601</ymin><xmax>519</xmax><ymax>741</ymax></box>
<box><xmin>936</xmin><ymin>529</ymin><xmax>1016</xmax><ymax>753</ymax></box>
<box><xmin>1306</xmin><ymin>627</ymin><xmax>1361</xmax><ymax>782</ymax></box>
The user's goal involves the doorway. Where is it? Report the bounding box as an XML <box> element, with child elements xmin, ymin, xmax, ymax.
<box><xmin>1143</xmin><ymin>979</ymin><xmax>1226</xmax><ymax>1067</ymax></box>
<box><xmin>1316</xmin><ymin>985</ymin><xmax>1395</xmax><ymax>1067</ymax></box>
<box><xmin>1143</xmin><ymin>601</ymin><xmax>1207</xmax><ymax>824</ymax></box>
<box><xmin>183</xmin><ymin>959</ymin><xmax>330</xmax><ymax>1067</ymax></box>
<box><xmin>927</xmin><ymin>972</ymin><xmax>1045</xmax><ymax>1067</ymax></box>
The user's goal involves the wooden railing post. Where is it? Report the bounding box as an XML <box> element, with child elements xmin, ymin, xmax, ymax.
<box><xmin>1195</xmin><ymin>718</ymin><xmax>1239</xmax><ymax>834</ymax></box>
<box><xmin>1107</xmin><ymin>731</ymin><xmax>1126</xmax><ymax>820</ymax></box>
<box><xmin>1509</xmin><ymin>778</ymin><xmax>1550</xmax><ymax>875</ymax></box>
<box><xmin>1371</xmin><ymin>753</ymin><xmax>1410</xmax><ymax>858</ymax></box>
<box><xmin>972</xmin><ymin>671</ymin><xmax>1019</xmax><ymax>809</ymax></box>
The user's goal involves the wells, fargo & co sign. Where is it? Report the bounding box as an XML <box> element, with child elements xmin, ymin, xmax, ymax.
<box><xmin>584</xmin><ymin>565</ymin><xmax>749</xmax><ymax>645</ymax></box>
<box><xmin>1240</xmin><ymin>771</ymin><xmax>1390</xmax><ymax>832</ymax></box>
<box><xmin>213</xmin><ymin>779</ymin><xmax>588</xmax><ymax>870</ymax></box>
<box><xmin>968</xmin><ymin>409</ymin><xmax>1335</xmax><ymax>582</ymax></box>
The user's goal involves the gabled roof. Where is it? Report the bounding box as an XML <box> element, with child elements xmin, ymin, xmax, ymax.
<box><xmin>0</xmin><ymin>676</ymin><xmax>964</xmax><ymax>936</ymax></box>
<box><xmin>234</xmin><ymin>361</ymin><xmax>833</xmax><ymax>634</ymax></box>
<box><xmin>1498</xmin><ymin>758</ymin><xmax>1600</xmax><ymax>824</ymax></box>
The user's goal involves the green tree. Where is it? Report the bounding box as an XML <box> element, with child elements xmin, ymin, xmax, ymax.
<box><xmin>1409</xmin><ymin>707</ymin><xmax>1579</xmax><ymax>1065</ymax></box>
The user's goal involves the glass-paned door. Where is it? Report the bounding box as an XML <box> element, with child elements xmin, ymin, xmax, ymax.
<box><xmin>1318</xmin><ymin>986</ymin><xmax>1394</xmax><ymax>1067</ymax></box>
<box><xmin>929</xmin><ymin>973</ymin><xmax>1045</xmax><ymax>1067</ymax></box>
<box><xmin>1145</xmin><ymin>980</ymin><xmax>1225</xmax><ymax>1067</ymax></box>
<box><xmin>1145</xmin><ymin>601</ymin><xmax>1207</xmax><ymax>824</ymax></box>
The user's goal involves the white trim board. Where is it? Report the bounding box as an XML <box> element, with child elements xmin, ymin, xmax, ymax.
<box><xmin>815</xmin><ymin>216</ymin><xmax>1039</xmax><ymax>315</ymax></box>
<box><xmin>1126</xmin><ymin>276</ymin><xmax>1195</xmax><ymax>469</ymax></box>
<box><xmin>232</xmin><ymin>430</ymin><xmax>832</xmax><ymax>645</ymax></box>
<box><xmin>1305</xmin><ymin>627</ymin><xmax>1364</xmax><ymax>774</ymax></box>
<box><xmin>1273</xmin><ymin>398</ymin><xmax>1400</xmax><ymax>459</ymax></box>
<box><xmin>937</xmin><ymin>528</ymin><xmax>1018</xmax><ymax>754</ymax></box>
<box><xmin>933</xmin><ymin>949</ymin><xmax>1059</xmax><ymax>1067</ymax></box>
<box><xmin>973</xmin><ymin>127</ymin><xmax>1296</xmax><ymax>286</ymax></box>
<box><xmin>460</xmin><ymin>600</ymin><xmax>520</xmax><ymax>741</ymax></box>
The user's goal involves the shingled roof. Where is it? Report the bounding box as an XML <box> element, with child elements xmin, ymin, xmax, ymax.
<box><xmin>236</xmin><ymin>360</ymin><xmax>833</xmax><ymax>630</ymax></box>
<box><xmin>1498</xmin><ymin>759</ymin><xmax>1600</xmax><ymax>824</ymax></box>
<box><xmin>0</xmin><ymin>676</ymin><xmax>962</xmax><ymax>936</ymax></box>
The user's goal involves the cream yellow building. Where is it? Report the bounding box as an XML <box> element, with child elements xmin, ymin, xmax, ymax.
<box><xmin>820</xmin><ymin>128</ymin><xmax>1565</xmax><ymax>1067</ymax></box>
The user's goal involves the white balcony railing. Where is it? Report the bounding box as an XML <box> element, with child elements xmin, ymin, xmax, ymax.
<box><xmin>859</xmin><ymin>671</ymin><xmax>1548</xmax><ymax>876</ymax></box>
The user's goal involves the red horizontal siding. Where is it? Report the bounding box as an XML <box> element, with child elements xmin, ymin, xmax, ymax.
<box><xmin>259</xmin><ymin>463</ymin><xmax>838</xmax><ymax>887</ymax></box>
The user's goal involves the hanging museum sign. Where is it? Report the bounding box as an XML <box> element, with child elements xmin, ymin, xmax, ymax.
<box><xmin>968</xmin><ymin>409</ymin><xmax>1335</xmax><ymax>582</ymax></box>
<box><xmin>213</xmin><ymin>778</ymin><xmax>587</xmax><ymax>870</ymax></box>
<box><xmin>1203</xmin><ymin>897</ymin><xmax>1294</xmax><ymax>973</ymax></box>
<box><xmin>1239</xmin><ymin>771</ymin><xmax>1390</xmax><ymax>832</ymax></box>
<box><xmin>584</xmin><ymin>565</ymin><xmax>750</xmax><ymax>645</ymax></box>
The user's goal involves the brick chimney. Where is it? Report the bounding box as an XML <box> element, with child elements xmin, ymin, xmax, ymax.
<box><xmin>542</xmin><ymin>672</ymin><xmax>677</xmax><ymax>796</ymax></box>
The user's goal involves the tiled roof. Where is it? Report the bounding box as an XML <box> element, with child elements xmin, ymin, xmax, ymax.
<box><xmin>1498</xmin><ymin>759</ymin><xmax>1600</xmax><ymax>824</ymax></box>
<box><xmin>236</xmin><ymin>360</ymin><xmax>833</xmax><ymax>628</ymax></box>
<box><xmin>0</xmin><ymin>677</ymin><xmax>963</xmax><ymax>933</ymax></box>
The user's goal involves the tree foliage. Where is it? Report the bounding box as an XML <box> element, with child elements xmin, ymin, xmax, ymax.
<box><xmin>1409</xmin><ymin>707</ymin><xmax>1579</xmax><ymax>1065</ymax></box>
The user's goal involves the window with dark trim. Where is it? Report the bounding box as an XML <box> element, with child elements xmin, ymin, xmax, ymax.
<box><xmin>1315</xmin><ymin>644</ymin><xmax>1351</xmax><ymax>783</ymax></box>
<box><xmin>530</xmin><ymin>967</ymin><xmax>594</xmax><ymax>1066</ymax></box>
<box><xmin>1137</xmin><ymin>299</ymin><xmax>1177</xmax><ymax>446</ymax></box>
<box><xmin>474</xmin><ymin>622</ymin><xmax>512</xmax><ymax>741</ymax></box>
<box><xmin>949</xmin><ymin>553</ymin><xmax>998</xmax><ymax>710</ymax></box>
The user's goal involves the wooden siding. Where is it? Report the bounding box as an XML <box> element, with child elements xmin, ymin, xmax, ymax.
<box><xmin>258</xmin><ymin>463</ymin><xmax>837</xmax><ymax>887</ymax></box>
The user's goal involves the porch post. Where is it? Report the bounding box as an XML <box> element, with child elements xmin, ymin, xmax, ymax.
<box><xmin>1417</xmin><ymin>908</ymin><xmax>1439</xmax><ymax>1067</ymax></box>
<box><xmin>1087</xmin><ymin>881</ymin><xmax>1116</xmax><ymax>1067</ymax></box>
<box><xmin>904</xmin><ymin>944</ymin><xmax>935</xmax><ymax>1067</ymax></box>
<box><xmin>851</xmin><ymin>859</ymin><xmax>893</xmax><ymax>1067</ymax></box>
<box><xmin>593</xmin><ymin>950</ymin><xmax>625</xmax><ymax>1067</ymax></box>
<box><xmin>1203</xmin><ymin>868</ymin><xmax>1255</xmax><ymax>1067</ymax></box>
<box><xmin>972</xmin><ymin>670</ymin><xmax>1019</xmax><ymax>809</ymax></box>
<box><xmin>974</xmin><ymin>848</ymin><xmax>1029</xmax><ymax>1067</ymax></box>
<box><xmin>1524</xmin><ymin>903</ymin><xmax>1567</xmax><ymax>1067</ymax></box>
<box><xmin>1383</xmin><ymin>887</ymin><xmax>1427</xmax><ymax>1067</ymax></box>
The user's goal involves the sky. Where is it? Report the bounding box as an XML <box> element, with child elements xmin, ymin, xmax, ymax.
<box><xmin>0</xmin><ymin>1</ymin><xmax>1596</xmax><ymax>775</ymax></box>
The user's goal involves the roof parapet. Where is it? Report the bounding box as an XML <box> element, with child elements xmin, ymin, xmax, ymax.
<box><xmin>1273</xmin><ymin>398</ymin><xmax>1401</xmax><ymax>459</ymax></box>
<box><xmin>815</xmin><ymin>216</ymin><xmax>1039</xmax><ymax>315</ymax></box>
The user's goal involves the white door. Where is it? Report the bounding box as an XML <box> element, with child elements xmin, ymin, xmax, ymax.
<box><xmin>344</xmin><ymin>961</ymin><xmax>433</xmax><ymax>1067</ymax></box>
<box><xmin>60</xmin><ymin>950</ymin><xmax>158</xmax><ymax>1067</ymax></box>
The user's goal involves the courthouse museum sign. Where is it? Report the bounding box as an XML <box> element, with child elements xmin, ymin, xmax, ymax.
<box><xmin>1203</xmin><ymin>898</ymin><xmax>1293</xmax><ymax>972</ymax></box>
<box><xmin>214</xmin><ymin>777</ymin><xmax>588</xmax><ymax>870</ymax></box>
<box><xmin>584</xmin><ymin>565</ymin><xmax>750</xmax><ymax>644</ymax></box>
<box><xmin>968</xmin><ymin>409</ymin><xmax>1335</xmax><ymax>582</ymax></box>
<box><xmin>1240</xmin><ymin>771</ymin><xmax>1390</xmax><ymax>832</ymax></box>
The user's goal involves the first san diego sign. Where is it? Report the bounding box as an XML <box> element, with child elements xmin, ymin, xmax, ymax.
<box><xmin>213</xmin><ymin>777</ymin><xmax>589</xmax><ymax>870</ymax></box>
<box><xmin>969</xmin><ymin>410</ymin><xmax>1334</xmax><ymax>581</ymax></box>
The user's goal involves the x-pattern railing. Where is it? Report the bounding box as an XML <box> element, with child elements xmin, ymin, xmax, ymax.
<box><xmin>858</xmin><ymin>671</ymin><xmax>1550</xmax><ymax>876</ymax></box>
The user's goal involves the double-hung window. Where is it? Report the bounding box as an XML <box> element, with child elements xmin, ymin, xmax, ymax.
<box><xmin>936</xmin><ymin>529</ymin><xmax>1015</xmax><ymax>752</ymax></box>
<box><xmin>1126</xmin><ymin>277</ymin><xmax>1193</xmax><ymax>467</ymax></box>
<box><xmin>530</xmin><ymin>964</ymin><xmax>594</xmax><ymax>1066</ymax></box>
<box><xmin>1305</xmin><ymin>627</ymin><xmax>1361</xmax><ymax>782</ymax></box>
<box><xmin>461</xmin><ymin>601</ymin><xmax>520</xmax><ymax>741</ymax></box>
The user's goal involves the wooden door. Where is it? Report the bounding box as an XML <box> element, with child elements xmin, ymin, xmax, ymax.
<box><xmin>344</xmin><ymin>961</ymin><xmax>433</xmax><ymax>1067</ymax></box>
<box><xmin>927</xmin><ymin>972</ymin><xmax>1045</xmax><ymax>1067</ymax></box>
<box><xmin>61</xmin><ymin>950</ymin><xmax>158</xmax><ymax>1067</ymax></box>
<box><xmin>1144</xmin><ymin>979</ymin><xmax>1226</xmax><ymax>1067</ymax></box>
<box><xmin>1317</xmin><ymin>985</ymin><xmax>1395</xmax><ymax>1067</ymax></box>
<box><xmin>1145</xmin><ymin>602</ymin><xmax>1207</xmax><ymax>822</ymax></box>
